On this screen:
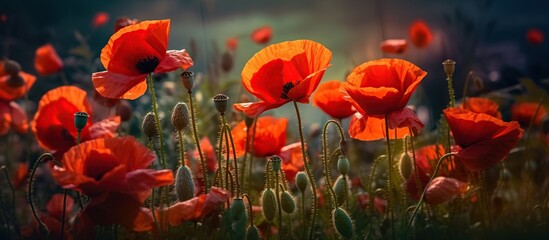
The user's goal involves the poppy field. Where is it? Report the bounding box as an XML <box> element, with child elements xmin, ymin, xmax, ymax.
<box><xmin>1</xmin><ymin>1</ymin><xmax>549</xmax><ymax>239</ymax></box>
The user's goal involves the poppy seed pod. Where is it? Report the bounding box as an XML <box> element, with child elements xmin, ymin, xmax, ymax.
<box><xmin>175</xmin><ymin>166</ymin><xmax>195</xmax><ymax>202</ymax></box>
<box><xmin>73</xmin><ymin>112</ymin><xmax>89</xmax><ymax>131</ymax></box>
<box><xmin>231</xmin><ymin>198</ymin><xmax>246</xmax><ymax>222</ymax></box>
<box><xmin>212</xmin><ymin>94</ymin><xmax>229</xmax><ymax>115</ymax></box>
<box><xmin>332</xmin><ymin>207</ymin><xmax>354</xmax><ymax>238</ymax></box>
<box><xmin>296</xmin><ymin>171</ymin><xmax>308</xmax><ymax>193</ymax></box>
<box><xmin>221</xmin><ymin>51</ymin><xmax>234</xmax><ymax>72</ymax></box>
<box><xmin>442</xmin><ymin>59</ymin><xmax>456</xmax><ymax>77</ymax></box>
<box><xmin>398</xmin><ymin>153</ymin><xmax>413</xmax><ymax>180</ymax></box>
<box><xmin>181</xmin><ymin>71</ymin><xmax>195</xmax><ymax>92</ymax></box>
<box><xmin>142</xmin><ymin>112</ymin><xmax>158</xmax><ymax>139</ymax></box>
<box><xmin>3</xmin><ymin>59</ymin><xmax>21</xmax><ymax>76</ymax></box>
<box><xmin>333</xmin><ymin>175</ymin><xmax>347</xmax><ymax>206</ymax></box>
<box><xmin>245</xmin><ymin>225</ymin><xmax>261</xmax><ymax>240</ymax></box>
<box><xmin>337</xmin><ymin>155</ymin><xmax>350</xmax><ymax>176</ymax></box>
<box><xmin>171</xmin><ymin>102</ymin><xmax>190</xmax><ymax>131</ymax></box>
<box><xmin>280</xmin><ymin>191</ymin><xmax>295</xmax><ymax>214</ymax></box>
<box><xmin>270</xmin><ymin>155</ymin><xmax>282</xmax><ymax>172</ymax></box>
<box><xmin>244</xmin><ymin>116</ymin><xmax>254</xmax><ymax>128</ymax></box>
<box><xmin>261</xmin><ymin>188</ymin><xmax>277</xmax><ymax>222</ymax></box>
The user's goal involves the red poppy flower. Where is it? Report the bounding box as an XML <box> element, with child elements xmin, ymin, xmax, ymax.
<box><xmin>158</xmin><ymin>187</ymin><xmax>228</xmax><ymax>226</ymax></box>
<box><xmin>32</xmin><ymin>86</ymin><xmax>121</xmax><ymax>158</ymax></box>
<box><xmin>92</xmin><ymin>12</ymin><xmax>110</xmax><ymax>28</ymax></box>
<box><xmin>511</xmin><ymin>102</ymin><xmax>547</xmax><ymax>126</ymax></box>
<box><xmin>380</xmin><ymin>39</ymin><xmax>408</xmax><ymax>54</ymax></box>
<box><xmin>278</xmin><ymin>142</ymin><xmax>305</xmax><ymax>182</ymax></box>
<box><xmin>12</xmin><ymin>162</ymin><xmax>28</xmax><ymax>188</ymax></box>
<box><xmin>233</xmin><ymin>39</ymin><xmax>332</xmax><ymax>117</ymax></box>
<box><xmin>226</xmin><ymin>36</ymin><xmax>238</xmax><ymax>51</ymax></box>
<box><xmin>444</xmin><ymin>108</ymin><xmax>524</xmax><ymax>172</ymax></box>
<box><xmin>526</xmin><ymin>28</ymin><xmax>544</xmax><ymax>45</ymax></box>
<box><xmin>0</xmin><ymin>61</ymin><xmax>36</xmax><ymax>101</ymax></box>
<box><xmin>341</xmin><ymin>58</ymin><xmax>426</xmax><ymax>141</ymax></box>
<box><xmin>22</xmin><ymin>215</ymin><xmax>74</xmax><ymax>240</ymax></box>
<box><xmin>460</xmin><ymin>97</ymin><xmax>502</xmax><ymax>119</ymax></box>
<box><xmin>195</xmin><ymin>137</ymin><xmax>218</xmax><ymax>172</ymax></box>
<box><xmin>424</xmin><ymin>177</ymin><xmax>468</xmax><ymax>205</ymax></box>
<box><xmin>46</xmin><ymin>193</ymin><xmax>75</xmax><ymax>220</ymax></box>
<box><xmin>92</xmin><ymin>19</ymin><xmax>194</xmax><ymax>100</ymax></box>
<box><xmin>114</xmin><ymin>17</ymin><xmax>138</xmax><ymax>33</ymax></box>
<box><xmin>231</xmin><ymin>116</ymin><xmax>288</xmax><ymax>157</ymax></box>
<box><xmin>408</xmin><ymin>20</ymin><xmax>433</xmax><ymax>48</ymax></box>
<box><xmin>356</xmin><ymin>193</ymin><xmax>387</xmax><ymax>214</ymax></box>
<box><xmin>251</xmin><ymin>26</ymin><xmax>273</xmax><ymax>44</ymax></box>
<box><xmin>0</xmin><ymin>101</ymin><xmax>28</xmax><ymax>135</ymax></box>
<box><xmin>34</xmin><ymin>44</ymin><xmax>64</xmax><ymax>76</ymax></box>
<box><xmin>312</xmin><ymin>80</ymin><xmax>355</xmax><ymax>119</ymax></box>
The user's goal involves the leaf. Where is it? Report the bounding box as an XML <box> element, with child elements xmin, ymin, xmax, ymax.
<box><xmin>69</xmin><ymin>46</ymin><xmax>94</xmax><ymax>60</ymax></box>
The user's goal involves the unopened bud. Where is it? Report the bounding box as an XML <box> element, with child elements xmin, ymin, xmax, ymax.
<box><xmin>296</xmin><ymin>171</ymin><xmax>308</xmax><ymax>193</ymax></box>
<box><xmin>73</xmin><ymin>112</ymin><xmax>89</xmax><ymax>131</ymax></box>
<box><xmin>280</xmin><ymin>191</ymin><xmax>295</xmax><ymax>213</ymax></box>
<box><xmin>116</xmin><ymin>100</ymin><xmax>133</xmax><ymax>122</ymax></box>
<box><xmin>398</xmin><ymin>153</ymin><xmax>413</xmax><ymax>180</ymax></box>
<box><xmin>181</xmin><ymin>71</ymin><xmax>195</xmax><ymax>92</ymax></box>
<box><xmin>221</xmin><ymin>51</ymin><xmax>234</xmax><ymax>72</ymax></box>
<box><xmin>333</xmin><ymin>175</ymin><xmax>347</xmax><ymax>206</ymax></box>
<box><xmin>337</xmin><ymin>155</ymin><xmax>350</xmax><ymax>176</ymax></box>
<box><xmin>142</xmin><ymin>112</ymin><xmax>157</xmax><ymax>139</ymax></box>
<box><xmin>270</xmin><ymin>155</ymin><xmax>282</xmax><ymax>172</ymax></box>
<box><xmin>175</xmin><ymin>166</ymin><xmax>195</xmax><ymax>202</ymax></box>
<box><xmin>171</xmin><ymin>102</ymin><xmax>190</xmax><ymax>131</ymax></box>
<box><xmin>212</xmin><ymin>94</ymin><xmax>229</xmax><ymax>115</ymax></box>
<box><xmin>332</xmin><ymin>207</ymin><xmax>354</xmax><ymax>238</ymax></box>
<box><xmin>339</xmin><ymin>139</ymin><xmax>348</xmax><ymax>156</ymax></box>
<box><xmin>442</xmin><ymin>59</ymin><xmax>456</xmax><ymax>77</ymax></box>
<box><xmin>3</xmin><ymin>59</ymin><xmax>21</xmax><ymax>76</ymax></box>
<box><xmin>261</xmin><ymin>188</ymin><xmax>277</xmax><ymax>222</ymax></box>
<box><xmin>231</xmin><ymin>198</ymin><xmax>246</xmax><ymax>221</ymax></box>
<box><xmin>245</xmin><ymin>225</ymin><xmax>261</xmax><ymax>240</ymax></box>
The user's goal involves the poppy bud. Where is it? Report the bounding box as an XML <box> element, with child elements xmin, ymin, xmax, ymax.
<box><xmin>213</xmin><ymin>94</ymin><xmax>229</xmax><ymax>115</ymax></box>
<box><xmin>73</xmin><ymin>112</ymin><xmax>89</xmax><ymax>131</ymax></box>
<box><xmin>332</xmin><ymin>207</ymin><xmax>354</xmax><ymax>238</ymax></box>
<box><xmin>231</xmin><ymin>198</ymin><xmax>246</xmax><ymax>221</ymax></box>
<box><xmin>296</xmin><ymin>171</ymin><xmax>308</xmax><ymax>193</ymax></box>
<box><xmin>474</xmin><ymin>74</ymin><xmax>484</xmax><ymax>91</ymax></box>
<box><xmin>142</xmin><ymin>112</ymin><xmax>157</xmax><ymax>139</ymax></box>
<box><xmin>339</xmin><ymin>139</ymin><xmax>348</xmax><ymax>156</ymax></box>
<box><xmin>442</xmin><ymin>59</ymin><xmax>456</xmax><ymax>77</ymax></box>
<box><xmin>221</xmin><ymin>51</ymin><xmax>234</xmax><ymax>72</ymax></box>
<box><xmin>181</xmin><ymin>71</ymin><xmax>195</xmax><ymax>92</ymax></box>
<box><xmin>3</xmin><ymin>59</ymin><xmax>21</xmax><ymax>76</ymax></box>
<box><xmin>333</xmin><ymin>175</ymin><xmax>347</xmax><ymax>206</ymax></box>
<box><xmin>115</xmin><ymin>100</ymin><xmax>133</xmax><ymax>122</ymax></box>
<box><xmin>280</xmin><ymin>191</ymin><xmax>295</xmax><ymax>214</ymax></box>
<box><xmin>270</xmin><ymin>155</ymin><xmax>282</xmax><ymax>172</ymax></box>
<box><xmin>261</xmin><ymin>188</ymin><xmax>277</xmax><ymax>222</ymax></box>
<box><xmin>398</xmin><ymin>153</ymin><xmax>413</xmax><ymax>180</ymax></box>
<box><xmin>175</xmin><ymin>166</ymin><xmax>195</xmax><ymax>202</ymax></box>
<box><xmin>337</xmin><ymin>155</ymin><xmax>350</xmax><ymax>176</ymax></box>
<box><xmin>6</xmin><ymin>75</ymin><xmax>25</xmax><ymax>88</ymax></box>
<box><xmin>171</xmin><ymin>102</ymin><xmax>190</xmax><ymax>131</ymax></box>
<box><xmin>245</xmin><ymin>225</ymin><xmax>261</xmax><ymax>240</ymax></box>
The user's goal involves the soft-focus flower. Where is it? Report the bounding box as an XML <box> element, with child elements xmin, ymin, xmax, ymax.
<box><xmin>460</xmin><ymin>97</ymin><xmax>502</xmax><ymax>119</ymax></box>
<box><xmin>444</xmin><ymin>108</ymin><xmax>524</xmax><ymax>171</ymax></box>
<box><xmin>34</xmin><ymin>44</ymin><xmax>64</xmax><ymax>76</ymax></box>
<box><xmin>32</xmin><ymin>86</ymin><xmax>121</xmax><ymax>158</ymax></box>
<box><xmin>408</xmin><ymin>20</ymin><xmax>433</xmax><ymax>48</ymax></box>
<box><xmin>0</xmin><ymin>101</ymin><xmax>29</xmax><ymax>135</ymax></box>
<box><xmin>526</xmin><ymin>28</ymin><xmax>544</xmax><ymax>45</ymax></box>
<box><xmin>424</xmin><ymin>177</ymin><xmax>468</xmax><ymax>205</ymax></box>
<box><xmin>341</xmin><ymin>58</ymin><xmax>426</xmax><ymax>141</ymax></box>
<box><xmin>22</xmin><ymin>215</ymin><xmax>74</xmax><ymax>240</ymax></box>
<box><xmin>12</xmin><ymin>162</ymin><xmax>28</xmax><ymax>188</ymax></box>
<box><xmin>0</xmin><ymin>60</ymin><xmax>36</xmax><ymax>101</ymax></box>
<box><xmin>511</xmin><ymin>102</ymin><xmax>547</xmax><ymax>126</ymax></box>
<box><xmin>195</xmin><ymin>137</ymin><xmax>218</xmax><ymax>172</ymax></box>
<box><xmin>251</xmin><ymin>26</ymin><xmax>273</xmax><ymax>44</ymax></box>
<box><xmin>92</xmin><ymin>19</ymin><xmax>193</xmax><ymax>99</ymax></box>
<box><xmin>114</xmin><ymin>17</ymin><xmax>138</xmax><ymax>33</ymax></box>
<box><xmin>232</xmin><ymin>116</ymin><xmax>288</xmax><ymax>157</ymax></box>
<box><xmin>312</xmin><ymin>80</ymin><xmax>355</xmax><ymax>119</ymax></box>
<box><xmin>278</xmin><ymin>142</ymin><xmax>305</xmax><ymax>182</ymax></box>
<box><xmin>356</xmin><ymin>193</ymin><xmax>387</xmax><ymax>214</ymax></box>
<box><xmin>158</xmin><ymin>187</ymin><xmax>228</xmax><ymax>226</ymax></box>
<box><xmin>380</xmin><ymin>39</ymin><xmax>408</xmax><ymax>54</ymax></box>
<box><xmin>92</xmin><ymin>12</ymin><xmax>110</xmax><ymax>28</ymax></box>
<box><xmin>52</xmin><ymin>137</ymin><xmax>174</xmax><ymax>233</ymax></box>
<box><xmin>233</xmin><ymin>39</ymin><xmax>332</xmax><ymax>117</ymax></box>
<box><xmin>46</xmin><ymin>193</ymin><xmax>75</xmax><ymax>220</ymax></box>
<box><xmin>226</xmin><ymin>37</ymin><xmax>238</xmax><ymax>51</ymax></box>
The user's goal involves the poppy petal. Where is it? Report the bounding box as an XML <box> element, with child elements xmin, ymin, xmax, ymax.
<box><xmin>85</xmin><ymin>116</ymin><xmax>121</xmax><ymax>139</ymax></box>
<box><xmin>386</xmin><ymin>107</ymin><xmax>424</xmax><ymax>134</ymax></box>
<box><xmin>0</xmin><ymin>71</ymin><xmax>36</xmax><ymax>101</ymax></box>
<box><xmin>380</xmin><ymin>39</ymin><xmax>408</xmax><ymax>54</ymax></box>
<box><xmin>154</xmin><ymin>49</ymin><xmax>194</xmax><ymax>72</ymax></box>
<box><xmin>312</xmin><ymin>80</ymin><xmax>355</xmax><ymax>119</ymax></box>
<box><xmin>425</xmin><ymin>177</ymin><xmax>467</xmax><ymax>205</ymax></box>
<box><xmin>279</xmin><ymin>142</ymin><xmax>304</xmax><ymax>182</ymax></box>
<box><xmin>34</xmin><ymin>44</ymin><xmax>64</xmax><ymax>76</ymax></box>
<box><xmin>8</xmin><ymin>101</ymin><xmax>29</xmax><ymax>133</ymax></box>
<box><xmin>233</xmin><ymin>101</ymin><xmax>286</xmax><ymax>118</ymax></box>
<box><xmin>92</xmin><ymin>70</ymin><xmax>147</xmax><ymax>99</ymax></box>
<box><xmin>123</xmin><ymin>169</ymin><xmax>174</xmax><ymax>193</ymax></box>
<box><xmin>0</xmin><ymin>102</ymin><xmax>12</xmax><ymax>135</ymax></box>
<box><xmin>348</xmin><ymin>112</ymin><xmax>412</xmax><ymax>141</ymax></box>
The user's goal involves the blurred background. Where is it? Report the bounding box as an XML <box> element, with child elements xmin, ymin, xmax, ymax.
<box><xmin>2</xmin><ymin>0</ymin><xmax>548</xmax><ymax>130</ymax></box>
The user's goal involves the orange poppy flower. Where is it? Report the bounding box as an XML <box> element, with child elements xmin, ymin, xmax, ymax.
<box><xmin>231</xmin><ymin>116</ymin><xmax>288</xmax><ymax>157</ymax></box>
<box><xmin>233</xmin><ymin>40</ymin><xmax>332</xmax><ymax>117</ymax></box>
<box><xmin>46</xmin><ymin>193</ymin><xmax>75</xmax><ymax>220</ymax></box>
<box><xmin>92</xmin><ymin>19</ymin><xmax>194</xmax><ymax>100</ymax></box>
<box><xmin>251</xmin><ymin>25</ymin><xmax>273</xmax><ymax>44</ymax></box>
<box><xmin>158</xmin><ymin>187</ymin><xmax>228</xmax><ymax>226</ymax></box>
<box><xmin>0</xmin><ymin>61</ymin><xmax>36</xmax><ymax>101</ymax></box>
<box><xmin>226</xmin><ymin>36</ymin><xmax>238</xmax><ymax>51</ymax></box>
<box><xmin>408</xmin><ymin>20</ymin><xmax>433</xmax><ymax>48</ymax></box>
<box><xmin>380</xmin><ymin>39</ymin><xmax>408</xmax><ymax>54</ymax></box>
<box><xmin>341</xmin><ymin>58</ymin><xmax>426</xmax><ymax>141</ymax></box>
<box><xmin>424</xmin><ymin>177</ymin><xmax>468</xmax><ymax>205</ymax></box>
<box><xmin>511</xmin><ymin>102</ymin><xmax>547</xmax><ymax>126</ymax></box>
<box><xmin>460</xmin><ymin>97</ymin><xmax>502</xmax><ymax>119</ymax></box>
<box><xmin>526</xmin><ymin>28</ymin><xmax>544</xmax><ymax>45</ymax></box>
<box><xmin>278</xmin><ymin>142</ymin><xmax>305</xmax><ymax>182</ymax></box>
<box><xmin>444</xmin><ymin>108</ymin><xmax>524</xmax><ymax>172</ymax></box>
<box><xmin>34</xmin><ymin>44</ymin><xmax>64</xmax><ymax>76</ymax></box>
<box><xmin>32</xmin><ymin>86</ymin><xmax>121</xmax><ymax>158</ymax></box>
<box><xmin>312</xmin><ymin>80</ymin><xmax>355</xmax><ymax>119</ymax></box>
<box><xmin>0</xmin><ymin>101</ymin><xmax>29</xmax><ymax>135</ymax></box>
<box><xmin>92</xmin><ymin>12</ymin><xmax>110</xmax><ymax>28</ymax></box>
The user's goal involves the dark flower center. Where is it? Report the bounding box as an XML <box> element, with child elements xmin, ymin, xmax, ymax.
<box><xmin>280</xmin><ymin>81</ymin><xmax>300</xmax><ymax>99</ymax></box>
<box><xmin>135</xmin><ymin>55</ymin><xmax>160</xmax><ymax>74</ymax></box>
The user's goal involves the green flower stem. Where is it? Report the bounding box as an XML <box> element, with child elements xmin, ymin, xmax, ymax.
<box><xmin>240</xmin><ymin>127</ymin><xmax>250</xmax><ymax>193</ymax></box>
<box><xmin>29</xmin><ymin>153</ymin><xmax>56</xmax><ymax>237</ymax></box>
<box><xmin>292</xmin><ymin>101</ymin><xmax>317</xmax><ymax>240</ymax></box>
<box><xmin>177</xmin><ymin>130</ymin><xmax>186</xmax><ymax>167</ymax></box>
<box><xmin>223</xmin><ymin>121</ymin><xmax>241</xmax><ymax>197</ymax></box>
<box><xmin>321</xmin><ymin>120</ymin><xmax>345</xmax><ymax>208</ymax></box>
<box><xmin>146</xmin><ymin>74</ymin><xmax>166</xmax><ymax>169</ymax></box>
<box><xmin>384</xmin><ymin>116</ymin><xmax>396</xmax><ymax>239</ymax></box>
<box><xmin>243</xmin><ymin>194</ymin><xmax>254</xmax><ymax>226</ymax></box>
<box><xmin>248</xmin><ymin>118</ymin><xmax>258</xmax><ymax>191</ymax></box>
<box><xmin>1</xmin><ymin>166</ymin><xmax>17</xmax><ymax>238</ymax></box>
<box><xmin>367</xmin><ymin>155</ymin><xmax>384</xmax><ymax>215</ymax></box>
<box><xmin>275</xmin><ymin>170</ymin><xmax>283</xmax><ymax>239</ymax></box>
<box><xmin>60</xmin><ymin>189</ymin><xmax>68</xmax><ymax>240</ymax></box>
<box><xmin>187</xmin><ymin>90</ymin><xmax>210</xmax><ymax>192</ymax></box>
<box><xmin>524</xmin><ymin>96</ymin><xmax>544</xmax><ymax>208</ymax></box>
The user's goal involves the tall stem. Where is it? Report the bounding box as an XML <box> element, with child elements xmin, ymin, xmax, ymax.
<box><xmin>60</xmin><ymin>189</ymin><xmax>68</xmax><ymax>240</ymax></box>
<box><xmin>275</xmin><ymin>171</ymin><xmax>283</xmax><ymax>239</ymax></box>
<box><xmin>29</xmin><ymin>153</ymin><xmax>55</xmax><ymax>236</ymax></box>
<box><xmin>292</xmin><ymin>101</ymin><xmax>317</xmax><ymax>240</ymax></box>
<box><xmin>188</xmin><ymin>91</ymin><xmax>210</xmax><ymax>192</ymax></box>
<box><xmin>384</xmin><ymin>116</ymin><xmax>396</xmax><ymax>239</ymax></box>
<box><xmin>223</xmin><ymin>120</ymin><xmax>241</xmax><ymax>197</ymax></box>
<box><xmin>146</xmin><ymin>74</ymin><xmax>166</xmax><ymax>169</ymax></box>
<box><xmin>177</xmin><ymin>130</ymin><xmax>186</xmax><ymax>167</ymax></box>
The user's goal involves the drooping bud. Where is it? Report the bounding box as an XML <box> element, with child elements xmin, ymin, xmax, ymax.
<box><xmin>398</xmin><ymin>153</ymin><xmax>413</xmax><ymax>180</ymax></box>
<box><xmin>337</xmin><ymin>155</ymin><xmax>350</xmax><ymax>176</ymax></box>
<box><xmin>296</xmin><ymin>171</ymin><xmax>308</xmax><ymax>193</ymax></box>
<box><xmin>245</xmin><ymin>225</ymin><xmax>261</xmax><ymax>240</ymax></box>
<box><xmin>339</xmin><ymin>139</ymin><xmax>348</xmax><ymax>156</ymax></box>
<box><xmin>280</xmin><ymin>191</ymin><xmax>295</xmax><ymax>214</ymax></box>
<box><xmin>171</xmin><ymin>102</ymin><xmax>190</xmax><ymax>131</ymax></box>
<box><xmin>3</xmin><ymin>59</ymin><xmax>21</xmax><ymax>76</ymax></box>
<box><xmin>442</xmin><ymin>59</ymin><xmax>456</xmax><ymax>77</ymax></box>
<box><xmin>73</xmin><ymin>112</ymin><xmax>89</xmax><ymax>132</ymax></box>
<box><xmin>181</xmin><ymin>71</ymin><xmax>195</xmax><ymax>92</ymax></box>
<box><xmin>142</xmin><ymin>112</ymin><xmax>157</xmax><ymax>139</ymax></box>
<box><xmin>473</xmin><ymin>72</ymin><xmax>484</xmax><ymax>91</ymax></box>
<box><xmin>270</xmin><ymin>155</ymin><xmax>282</xmax><ymax>172</ymax></box>
<box><xmin>261</xmin><ymin>188</ymin><xmax>277</xmax><ymax>222</ymax></box>
<box><xmin>115</xmin><ymin>100</ymin><xmax>133</xmax><ymax>122</ymax></box>
<box><xmin>332</xmin><ymin>207</ymin><xmax>354</xmax><ymax>238</ymax></box>
<box><xmin>333</xmin><ymin>175</ymin><xmax>347</xmax><ymax>206</ymax></box>
<box><xmin>175</xmin><ymin>166</ymin><xmax>195</xmax><ymax>202</ymax></box>
<box><xmin>231</xmin><ymin>198</ymin><xmax>246</xmax><ymax>221</ymax></box>
<box><xmin>212</xmin><ymin>94</ymin><xmax>229</xmax><ymax>115</ymax></box>
<box><xmin>221</xmin><ymin>51</ymin><xmax>234</xmax><ymax>72</ymax></box>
